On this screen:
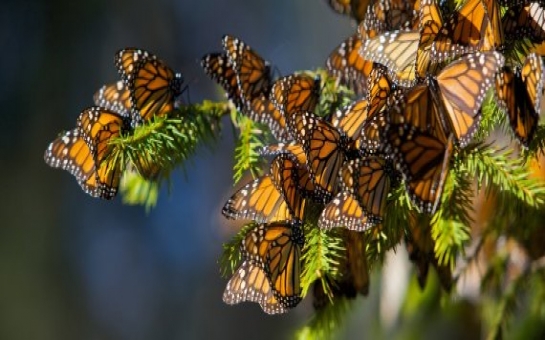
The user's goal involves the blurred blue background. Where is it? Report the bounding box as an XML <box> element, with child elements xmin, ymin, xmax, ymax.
<box><xmin>0</xmin><ymin>0</ymin><xmax>363</xmax><ymax>338</ymax></box>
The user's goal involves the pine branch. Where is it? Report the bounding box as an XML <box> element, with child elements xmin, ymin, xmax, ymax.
<box><xmin>460</xmin><ymin>143</ymin><xmax>545</xmax><ymax>209</ymax></box>
<box><xmin>486</xmin><ymin>261</ymin><xmax>530</xmax><ymax>340</ymax></box>
<box><xmin>431</xmin><ymin>168</ymin><xmax>473</xmax><ymax>268</ymax></box>
<box><xmin>103</xmin><ymin>101</ymin><xmax>228</xmax><ymax>207</ymax></box>
<box><xmin>119</xmin><ymin>170</ymin><xmax>160</xmax><ymax>211</ymax></box>
<box><xmin>367</xmin><ymin>186</ymin><xmax>411</xmax><ymax>266</ymax></box>
<box><xmin>232</xmin><ymin>114</ymin><xmax>267</xmax><ymax>183</ymax></box>
<box><xmin>300</xmin><ymin>221</ymin><xmax>345</xmax><ymax>298</ymax></box>
<box><xmin>314</xmin><ymin>69</ymin><xmax>354</xmax><ymax>118</ymax></box>
<box><xmin>477</xmin><ymin>91</ymin><xmax>508</xmax><ymax>142</ymax></box>
<box><xmin>503</xmin><ymin>38</ymin><xmax>534</xmax><ymax>65</ymax></box>
<box><xmin>296</xmin><ymin>297</ymin><xmax>352</xmax><ymax>340</ymax></box>
<box><xmin>218</xmin><ymin>222</ymin><xmax>257</xmax><ymax>277</ymax></box>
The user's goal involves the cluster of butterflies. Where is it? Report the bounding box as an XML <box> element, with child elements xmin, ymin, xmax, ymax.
<box><xmin>43</xmin><ymin>0</ymin><xmax>545</xmax><ymax>315</ymax></box>
<box><xmin>44</xmin><ymin>49</ymin><xmax>184</xmax><ymax>199</ymax></box>
<box><xmin>204</xmin><ymin>0</ymin><xmax>545</xmax><ymax>314</ymax></box>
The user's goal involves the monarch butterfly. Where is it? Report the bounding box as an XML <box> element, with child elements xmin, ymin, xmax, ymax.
<box><xmin>78</xmin><ymin>108</ymin><xmax>129</xmax><ymax>197</ymax></box>
<box><xmin>383</xmin><ymin>83</ymin><xmax>455</xmax><ymax>213</ymax></box>
<box><xmin>44</xmin><ymin>107</ymin><xmax>129</xmax><ymax>199</ymax></box>
<box><xmin>269</xmin><ymin>154</ymin><xmax>308</xmax><ymax>218</ymax></box>
<box><xmin>77</xmin><ymin>107</ymin><xmax>129</xmax><ymax>160</ymax></box>
<box><xmin>359</xmin><ymin>0</ymin><xmax>443</xmax><ymax>86</ymax></box>
<box><xmin>418</xmin><ymin>0</ymin><xmax>443</xmax><ymax>43</ymax></box>
<box><xmin>291</xmin><ymin>112</ymin><xmax>355</xmax><ymax>201</ymax></box>
<box><xmin>360</xmin><ymin>30</ymin><xmax>422</xmax><ymax>87</ymax></box>
<box><xmin>223</xmin><ymin>154</ymin><xmax>307</xmax><ymax>222</ymax></box>
<box><xmin>201</xmin><ymin>52</ymin><xmax>244</xmax><ymax>110</ymax></box>
<box><xmin>366</xmin><ymin>65</ymin><xmax>392</xmax><ymax>114</ymax></box>
<box><xmin>359</xmin><ymin>10</ymin><xmax>381</xmax><ymax>40</ymax></box>
<box><xmin>364</xmin><ymin>0</ymin><xmax>419</xmax><ymax>36</ymax></box>
<box><xmin>387</xmin><ymin>85</ymin><xmax>448</xmax><ymax>141</ymax></box>
<box><xmin>45</xmin><ymin>129</ymin><xmax>101</xmax><ymax>197</ymax></box>
<box><xmin>115</xmin><ymin>48</ymin><xmax>183</xmax><ymax>126</ymax></box>
<box><xmin>356</xmin><ymin>88</ymin><xmax>403</xmax><ymax>155</ymax></box>
<box><xmin>261</xmin><ymin>142</ymin><xmax>321</xmax><ymax>200</ymax></box>
<box><xmin>376</xmin><ymin>0</ymin><xmax>419</xmax><ymax>29</ymax></box>
<box><xmin>223</xmin><ymin>260</ymin><xmax>288</xmax><ymax>314</ymax></box>
<box><xmin>270</xmin><ymin>74</ymin><xmax>321</xmax><ymax>119</ymax></box>
<box><xmin>319</xmin><ymin>156</ymin><xmax>393</xmax><ymax>231</ymax></box>
<box><xmin>319</xmin><ymin>192</ymin><xmax>370</xmax><ymax>230</ymax></box>
<box><xmin>326</xmin><ymin>34</ymin><xmax>375</xmax><ymax>95</ymax></box>
<box><xmin>331</xmin><ymin>98</ymin><xmax>371</xmax><ymax>140</ymax></box>
<box><xmin>326</xmin><ymin>0</ymin><xmax>372</xmax><ymax>22</ymax></box>
<box><xmin>483</xmin><ymin>0</ymin><xmax>504</xmax><ymax>49</ymax></box>
<box><xmin>261</xmin><ymin>142</ymin><xmax>308</xmax><ymax>167</ymax></box>
<box><xmin>430</xmin><ymin>0</ymin><xmax>494</xmax><ymax>62</ymax></box>
<box><xmin>495</xmin><ymin>53</ymin><xmax>544</xmax><ymax>146</ymax></box>
<box><xmin>245</xmin><ymin>94</ymin><xmax>292</xmax><ymax>142</ymax></box>
<box><xmin>355</xmin><ymin>109</ymin><xmax>390</xmax><ymax>155</ymax></box>
<box><xmin>415</xmin><ymin>0</ymin><xmax>443</xmax><ymax>77</ymax></box>
<box><xmin>239</xmin><ymin>221</ymin><xmax>305</xmax><ymax>311</ymax></box>
<box><xmin>503</xmin><ymin>2</ymin><xmax>545</xmax><ymax>44</ymax></box>
<box><xmin>202</xmin><ymin>53</ymin><xmax>288</xmax><ymax>141</ymax></box>
<box><xmin>341</xmin><ymin>157</ymin><xmax>395</xmax><ymax>220</ymax></box>
<box><xmin>222</xmin><ymin>174</ymin><xmax>298</xmax><ymax>222</ymax></box>
<box><xmin>222</xmin><ymin>35</ymin><xmax>273</xmax><ymax>100</ymax></box>
<box><xmin>93</xmin><ymin>80</ymin><xmax>131</xmax><ymax>118</ymax></box>
<box><xmin>433</xmin><ymin>51</ymin><xmax>504</xmax><ymax>146</ymax></box>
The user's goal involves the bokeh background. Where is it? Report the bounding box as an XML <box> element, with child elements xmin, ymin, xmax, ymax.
<box><xmin>0</xmin><ymin>0</ymin><xmax>483</xmax><ymax>339</ymax></box>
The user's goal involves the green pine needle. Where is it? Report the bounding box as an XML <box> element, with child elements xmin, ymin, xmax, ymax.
<box><xmin>460</xmin><ymin>143</ymin><xmax>545</xmax><ymax>209</ymax></box>
<box><xmin>218</xmin><ymin>222</ymin><xmax>257</xmax><ymax>278</ymax></box>
<box><xmin>103</xmin><ymin>101</ymin><xmax>227</xmax><ymax>207</ymax></box>
<box><xmin>431</xmin><ymin>168</ymin><xmax>472</xmax><ymax>268</ymax></box>
<box><xmin>486</xmin><ymin>264</ymin><xmax>530</xmax><ymax>340</ymax></box>
<box><xmin>119</xmin><ymin>170</ymin><xmax>160</xmax><ymax>211</ymax></box>
<box><xmin>301</xmin><ymin>222</ymin><xmax>345</xmax><ymax>298</ymax></box>
<box><xmin>232</xmin><ymin>114</ymin><xmax>266</xmax><ymax>183</ymax></box>
<box><xmin>477</xmin><ymin>91</ymin><xmax>508</xmax><ymax>141</ymax></box>
<box><xmin>368</xmin><ymin>186</ymin><xmax>411</xmax><ymax>266</ymax></box>
<box><xmin>296</xmin><ymin>297</ymin><xmax>352</xmax><ymax>340</ymax></box>
<box><xmin>313</xmin><ymin>68</ymin><xmax>354</xmax><ymax>117</ymax></box>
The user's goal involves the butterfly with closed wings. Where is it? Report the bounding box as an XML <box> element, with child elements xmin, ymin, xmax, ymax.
<box><xmin>115</xmin><ymin>48</ymin><xmax>184</xmax><ymax>127</ymax></box>
<box><xmin>44</xmin><ymin>107</ymin><xmax>130</xmax><ymax>199</ymax></box>
<box><xmin>202</xmin><ymin>36</ymin><xmax>291</xmax><ymax>141</ymax></box>
<box><xmin>496</xmin><ymin>52</ymin><xmax>544</xmax><ymax>146</ymax></box>
<box><xmin>224</xmin><ymin>220</ymin><xmax>305</xmax><ymax>314</ymax></box>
